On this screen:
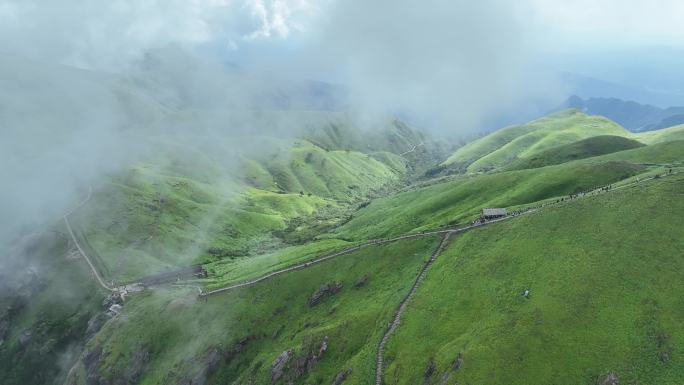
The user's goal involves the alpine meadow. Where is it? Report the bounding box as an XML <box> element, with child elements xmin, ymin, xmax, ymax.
<box><xmin>2</xmin><ymin>1</ymin><xmax>684</xmax><ymax>385</ymax></box>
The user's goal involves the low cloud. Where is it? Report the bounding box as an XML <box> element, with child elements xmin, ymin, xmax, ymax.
<box><xmin>0</xmin><ymin>0</ymin><xmax>564</xmax><ymax>261</ymax></box>
<box><xmin>310</xmin><ymin>0</ymin><xmax>561</xmax><ymax>132</ymax></box>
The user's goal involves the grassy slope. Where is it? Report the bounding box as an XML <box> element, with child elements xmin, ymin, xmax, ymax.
<box><xmin>443</xmin><ymin>109</ymin><xmax>684</xmax><ymax>173</ymax></box>
<box><xmin>207</xmin><ymin>140</ymin><xmax>684</xmax><ymax>289</ymax></box>
<box><xmin>333</xmin><ymin>159</ymin><xmax>646</xmax><ymax>241</ymax></box>
<box><xmin>638</xmin><ymin>124</ymin><xmax>684</xmax><ymax>145</ymax></box>
<box><xmin>443</xmin><ymin>110</ymin><xmax>630</xmax><ymax>172</ymax></box>
<box><xmin>385</xmin><ymin>174</ymin><xmax>684</xmax><ymax>385</ymax></box>
<box><xmin>67</xmin><ymin>236</ymin><xmax>440</xmax><ymax>385</ymax></box>
<box><xmin>337</xmin><ymin>140</ymin><xmax>684</xmax><ymax>242</ymax></box>
<box><xmin>507</xmin><ymin>135</ymin><xmax>645</xmax><ymax>171</ymax></box>
<box><xmin>202</xmin><ymin>238</ymin><xmax>354</xmax><ymax>289</ymax></box>
<box><xmin>71</xmin><ymin>137</ymin><xmax>406</xmax><ymax>283</ymax></box>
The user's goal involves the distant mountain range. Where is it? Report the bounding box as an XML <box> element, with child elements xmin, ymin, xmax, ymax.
<box><xmin>558</xmin><ymin>95</ymin><xmax>684</xmax><ymax>132</ymax></box>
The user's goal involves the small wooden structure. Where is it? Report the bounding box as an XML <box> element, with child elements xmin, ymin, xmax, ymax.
<box><xmin>481</xmin><ymin>208</ymin><xmax>507</xmax><ymax>219</ymax></box>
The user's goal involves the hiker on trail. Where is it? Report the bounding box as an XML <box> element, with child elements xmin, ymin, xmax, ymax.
<box><xmin>523</xmin><ymin>289</ymin><xmax>530</xmax><ymax>298</ymax></box>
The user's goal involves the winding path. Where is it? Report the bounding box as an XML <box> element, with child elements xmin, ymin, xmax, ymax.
<box><xmin>59</xmin><ymin>167</ymin><xmax>679</xmax><ymax>385</ymax></box>
<box><xmin>371</xmin><ymin>169</ymin><xmax>680</xmax><ymax>384</ymax></box>
<box><xmin>399</xmin><ymin>141</ymin><xmax>424</xmax><ymax>157</ymax></box>
<box><xmin>68</xmin><ymin>168</ymin><xmax>678</xmax><ymax>298</ymax></box>
<box><xmin>200</xmin><ymin>213</ymin><xmax>518</xmax><ymax>297</ymax></box>
<box><xmin>375</xmin><ymin>232</ymin><xmax>452</xmax><ymax>385</ymax></box>
<box><xmin>63</xmin><ymin>186</ymin><xmax>114</xmax><ymax>292</ymax></box>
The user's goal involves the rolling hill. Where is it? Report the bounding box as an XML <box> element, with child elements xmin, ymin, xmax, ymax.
<box><xmin>385</xmin><ymin>173</ymin><xmax>684</xmax><ymax>385</ymax></box>
<box><xmin>442</xmin><ymin>109</ymin><xmax>684</xmax><ymax>173</ymax></box>
<box><xmin>4</xmin><ymin>104</ymin><xmax>684</xmax><ymax>385</ymax></box>
<box><xmin>506</xmin><ymin>135</ymin><xmax>644</xmax><ymax>170</ymax></box>
<box><xmin>16</xmin><ymin>141</ymin><xmax>679</xmax><ymax>385</ymax></box>
<box><xmin>442</xmin><ymin>109</ymin><xmax>631</xmax><ymax>172</ymax></box>
<box><xmin>638</xmin><ymin>124</ymin><xmax>684</xmax><ymax>145</ymax></box>
<box><xmin>68</xmin><ymin>126</ymin><xmax>434</xmax><ymax>283</ymax></box>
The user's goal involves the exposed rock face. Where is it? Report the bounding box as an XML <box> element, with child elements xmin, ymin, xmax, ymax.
<box><xmin>271</xmin><ymin>336</ymin><xmax>330</xmax><ymax>383</ymax></box>
<box><xmin>301</xmin><ymin>335</ymin><xmax>328</xmax><ymax>371</ymax></box>
<box><xmin>271</xmin><ymin>349</ymin><xmax>294</xmax><ymax>382</ymax></box>
<box><xmin>85</xmin><ymin>313</ymin><xmax>109</xmax><ymax>339</ymax></box>
<box><xmin>309</xmin><ymin>282</ymin><xmax>343</xmax><ymax>306</ymax></box>
<box><xmin>598</xmin><ymin>372</ymin><xmax>620</xmax><ymax>385</ymax></box>
<box><xmin>0</xmin><ymin>318</ymin><xmax>8</xmax><ymax>345</ymax></box>
<box><xmin>82</xmin><ymin>345</ymin><xmax>104</xmax><ymax>385</ymax></box>
<box><xmin>660</xmin><ymin>351</ymin><xmax>670</xmax><ymax>363</ymax></box>
<box><xmin>82</xmin><ymin>344</ymin><xmax>149</xmax><ymax>385</ymax></box>
<box><xmin>157</xmin><ymin>336</ymin><xmax>255</xmax><ymax>385</ymax></box>
<box><xmin>123</xmin><ymin>347</ymin><xmax>151</xmax><ymax>384</ymax></box>
<box><xmin>452</xmin><ymin>352</ymin><xmax>464</xmax><ymax>369</ymax></box>
<box><xmin>424</xmin><ymin>359</ymin><xmax>436</xmax><ymax>378</ymax></box>
<box><xmin>332</xmin><ymin>368</ymin><xmax>352</xmax><ymax>385</ymax></box>
<box><xmin>656</xmin><ymin>331</ymin><xmax>672</xmax><ymax>364</ymax></box>
<box><xmin>73</xmin><ymin>328</ymin><xmax>257</xmax><ymax>385</ymax></box>
<box><xmin>18</xmin><ymin>329</ymin><xmax>32</xmax><ymax>346</ymax></box>
<box><xmin>353</xmin><ymin>275</ymin><xmax>368</xmax><ymax>288</ymax></box>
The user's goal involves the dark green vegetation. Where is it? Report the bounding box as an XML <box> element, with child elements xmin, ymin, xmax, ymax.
<box><xmin>385</xmin><ymin>174</ymin><xmax>684</xmax><ymax>385</ymax></box>
<box><xmin>0</xmin><ymin>229</ymin><xmax>102</xmax><ymax>385</ymax></box>
<box><xmin>506</xmin><ymin>135</ymin><xmax>644</xmax><ymax>170</ymax></box>
<box><xmin>5</xmin><ymin>109</ymin><xmax>684</xmax><ymax>385</ymax></box>
<box><xmin>64</xmin><ymin>237</ymin><xmax>440</xmax><ymax>385</ymax></box>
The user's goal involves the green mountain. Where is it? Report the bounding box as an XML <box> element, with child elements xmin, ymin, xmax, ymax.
<box><xmin>3</xmin><ymin>109</ymin><xmax>684</xmax><ymax>385</ymax></box>
<box><xmin>386</xmin><ymin>173</ymin><xmax>684</xmax><ymax>384</ymax></box>
<box><xmin>442</xmin><ymin>109</ymin><xmax>631</xmax><ymax>172</ymax></box>
<box><xmin>638</xmin><ymin>123</ymin><xmax>684</xmax><ymax>145</ymax></box>
<box><xmin>506</xmin><ymin>135</ymin><xmax>645</xmax><ymax>170</ymax></box>
<box><xmin>442</xmin><ymin>109</ymin><xmax>684</xmax><ymax>173</ymax></box>
<box><xmin>68</xmin><ymin>118</ymin><xmax>441</xmax><ymax>283</ymax></box>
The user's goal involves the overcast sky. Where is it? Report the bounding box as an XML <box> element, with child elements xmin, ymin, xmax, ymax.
<box><xmin>528</xmin><ymin>0</ymin><xmax>684</xmax><ymax>47</ymax></box>
<box><xmin>3</xmin><ymin>0</ymin><xmax>684</xmax><ymax>68</ymax></box>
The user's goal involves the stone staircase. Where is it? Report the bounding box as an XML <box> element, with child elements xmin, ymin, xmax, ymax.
<box><xmin>375</xmin><ymin>232</ymin><xmax>452</xmax><ymax>385</ymax></box>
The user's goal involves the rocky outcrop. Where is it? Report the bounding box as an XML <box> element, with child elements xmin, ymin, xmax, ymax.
<box><xmin>82</xmin><ymin>345</ymin><xmax>103</xmax><ymax>385</ymax></box>
<box><xmin>309</xmin><ymin>282</ymin><xmax>343</xmax><ymax>306</ymax></box>
<box><xmin>332</xmin><ymin>368</ymin><xmax>352</xmax><ymax>385</ymax></box>
<box><xmin>353</xmin><ymin>275</ymin><xmax>368</xmax><ymax>288</ymax></box>
<box><xmin>424</xmin><ymin>359</ymin><xmax>436</xmax><ymax>378</ymax></box>
<box><xmin>17</xmin><ymin>329</ymin><xmax>32</xmax><ymax>346</ymax></box>
<box><xmin>598</xmin><ymin>372</ymin><xmax>619</xmax><ymax>385</ymax></box>
<box><xmin>163</xmin><ymin>336</ymin><xmax>255</xmax><ymax>385</ymax></box>
<box><xmin>85</xmin><ymin>313</ymin><xmax>109</xmax><ymax>339</ymax></box>
<box><xmin>271</xmin><ymin>336</ymin><xmax>330</xmax><ymax>383</ymax></box>
<box><xmin>82</xmin><ymin>344</ymin><xmax>149</xmax><ymax>385</ymax></box>
<box><xmin>0</xmin><ymin>318</ymin><xmax>8</xmax><ymax>345</ymax></box>
<box><xmin>271</xmin><ymin>349</ymin><xmax>294</xmax><ymax>382</ymax></box>
<box><xmin>452</xmin><ymin>352</ymin><xmax>464</xmax><ymax>369</ymax></box>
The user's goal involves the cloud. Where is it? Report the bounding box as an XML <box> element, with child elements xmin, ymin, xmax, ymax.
<box><xmin>243</xmin><ymin>0</ymin><xmax>317</xmax><ymax>40</ymax></box>
<box><xmin>310</xmin><ymin>0</ymin><xmax>557</xmax><ymax>132</ymax></box>
<box><xmin>1</xmin><ymin>0</ymin><xmax>631</xmax><ymax>262</ymax></box>
<box><xmin>0</xmin><ymin>0</ymin><xmax>316</xmax><ymax>70</ymax></box>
